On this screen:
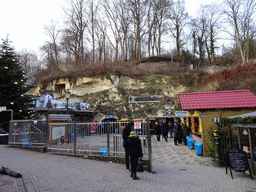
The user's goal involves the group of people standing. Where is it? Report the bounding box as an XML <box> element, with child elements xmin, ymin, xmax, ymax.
<box><xmin>121</xmin><ymin>120</ymin><xmax>191</xmax><ymax>181</ymax></box>
<box><xmin>155</xmin><ymin>121</ymin><xmax>169</xmax><ymax>142</ymax></box>
<box><xmin>155</xmin><ymin>120</ymin><xmax>191</xmax><ymax>146</ymax></box>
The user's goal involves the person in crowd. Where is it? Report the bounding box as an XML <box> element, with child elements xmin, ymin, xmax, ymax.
<box><xmin>155</xmin><ymin>122</ymin><xmax>161</xmax><ymax>142</ymax></box>
<box><xmin>173</xmin><ymin>121</ymin><xmax>178</xmax><ymax>145</ymax></box>
<box><xmin>122</xmin><ymin>121</ymin><xmax>134</xmax><ymax>172</ymax></box>
<box><xmin>168</xmin><ymin>122</ymin><xmax>173</xmax><ymax>138</ymax></box>
<box><xmin>123</xmin><ymin>131</ymin><xmax>143</xmax><ymax>180</ymax></box>
<box><xmin>182</xmin><ymin>124</ymin><xmax>190</xmax><ymax>146</ymax></box>
<box><xmin>177</xmin><ymin>121</ymin><xmax>183</xmax><ymax>144</ymax></box>
<box><xmin>161</xmin><ymin>121</ymin><xmax>169</xmax><ymax>142</ymax></box>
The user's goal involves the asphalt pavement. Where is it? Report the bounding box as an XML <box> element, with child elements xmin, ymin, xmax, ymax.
<box><xmin>0</xmin><ymin>136</ymin><xmax>256</xmax><ymax>192</ymax></box>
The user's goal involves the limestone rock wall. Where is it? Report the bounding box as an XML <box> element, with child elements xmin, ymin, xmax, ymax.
<box><xmin>28</xmin><ymin>74</ymin><xmax>187</xmax><ymax>119</ymax></box>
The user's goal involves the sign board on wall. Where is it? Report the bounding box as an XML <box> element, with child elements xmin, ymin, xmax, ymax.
<box><xmin>34</xmin><ymin>92</ymin><xmax>90</xmax><ymax>110</ymax></box>
<box><xmin>0</xmin><ymin>106</ymin><xmax>6</xmax><ymax>111</ymax></box>
<box><xmin>175</xmin><ymin>111</ymin><xmax>188</xmax><ymax>117</ymax></box>
<box><xmin>129</xmin><ymin>96</ymin><xmax>160</xmax><ymax>103</ymax></box>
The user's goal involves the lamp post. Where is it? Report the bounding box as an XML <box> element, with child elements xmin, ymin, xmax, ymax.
<box><xmin>66</xmin><ymin>89</ymin><xmax>71</xmax><ymax>114</ymax></box>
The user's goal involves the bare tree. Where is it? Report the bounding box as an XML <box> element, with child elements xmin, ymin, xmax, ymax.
<box><xmin>101</xmin><ymin>0</ymin><xmax>123</xmax><ymax>61</ymax></box>
<box><xmin>85</xmin><ymin>0</ymin><xmax>100</xmax><ymax>64</ymax></box>
<box><xmin>191</xmin><ymin>5</ymin><xmax>208</xmax><ymax>66</ymax></box>
<box><xmin>147</xmin><ymin>0</ymin><xmax>171</xmax><ymax>57</ymax></box>
<box><xmin>62</xmin><ymin>0</ymin><xmax>87</xmax><ymax>67</ymax></box>
<box><xmin>18</xmin><ymin>49</ymin><xmax>42</xmax><ymax>73</ymax></box>
<box><xmin>43</xmin><ymin>20</ymin><xmax>61</xmax><ymax>71</ymax></box>
<box><xmin>168</xmin><ymin>0</ymin><xmax>188</xmax><ymax>56</ymax></box>
<box><xmin>117</xmin><ymin>0</ymin><xmax>132</xmax><ymax>61</ymax></box>
<box><xmin>223</xmin><ymin>0</ymin><xmax>256</xmax><ymax>63</ymax></box>
<box><xmin>127</xmin><ymin>0</ymin><xmax>151</xmax><ymax>60</ymax></box>
<box><xmin>203</xmin><ymin>3</ymin><xmax>221</xmax><ymax>63</ymax></box>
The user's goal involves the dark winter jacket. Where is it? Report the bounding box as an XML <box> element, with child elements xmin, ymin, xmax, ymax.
<box><xmin>123</xmin><ymin>136</ymin><xmax>143</xmax><ymax>158</ymax></box>
<box><xmin>155</xmin><ymin>124</ymin><xmax>161</xmax><ymax>134</ymax></box>
<box><xmin>182</xmin><ymin>125</ymin><xmax>190</xmax><ymax>137</ymax></box>
<box><xmin>161</xmin><ymin>123</ymin><xmax>169</xmax><ymax>136</ymax></box>
<box><xmin>122</xmin><ymin>122</ymin><xmax>134</xmax><ymax>144</ymax></box>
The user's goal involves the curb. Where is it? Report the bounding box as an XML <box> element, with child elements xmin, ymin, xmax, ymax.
<box><xmin>22</xmin><ymin>173</ymin><xmax>40</xmax><ymax>192</ymax></box>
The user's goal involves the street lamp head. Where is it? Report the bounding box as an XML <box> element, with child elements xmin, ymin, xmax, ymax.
<box><xmin>66</xmin><ymin>89</ymin><xmax>71</xmax><ymax>99</ymax></box>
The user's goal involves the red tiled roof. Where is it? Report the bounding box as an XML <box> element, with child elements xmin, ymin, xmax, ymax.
<box><xmin>178</xmin><ymin>89</ymin><xmax>256</xmax><ymax>110</ymax></box>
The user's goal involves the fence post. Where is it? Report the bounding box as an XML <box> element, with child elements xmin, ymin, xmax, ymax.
<box><xmin>47</xmin><ymin>119</ymin><xmax>50</xmax><ymax>149</ymax></box>
<box><xmin>107</xmin><ymin>121</ymin><xmax>110</xmax><ymax>157</ymax></box>
<box><xmin>237</xmin><ymin>127</ymin><xmax>241</xmax><ymax>149</ymax></box>
<box><xmin>248</xmin><ymin>128</ymin><xmax>255</xmax><ymax>174</ymax></box>
<box><xmin>8</xmin><ymin>121</ymin><xmax>12</xmax><ymax>144</ymax></box>
<box><xmin>73</xmin><ymin>122</ymin><xmax>76</xmax><ymax>154</ymax></box>
<box><xmin>147</xmin><ymin>118</ymin><xmax>152</xmax><ymax>172</ymax></box>
<box><xmin>29</xmin><ymin>120</ymin><xmax>32</xmax><ymax>143</ymax></box>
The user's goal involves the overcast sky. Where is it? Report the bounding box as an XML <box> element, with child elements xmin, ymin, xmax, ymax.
<box><xmin>0</xmin><ymin>0</ymin><xmax>217</xmax><ymax>54</ymax></box>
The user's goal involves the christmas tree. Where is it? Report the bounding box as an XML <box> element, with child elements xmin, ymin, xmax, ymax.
<box><xmin>0</xmin><ymin>37</ymin><xmax>32</xmax><ymax>132</ymax></box>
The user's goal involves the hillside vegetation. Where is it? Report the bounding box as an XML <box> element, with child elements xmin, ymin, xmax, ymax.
<box><xmin>201</xmin><ymin>60</ymin><xmax>256</xmax><ymax>94</ymax></box>
<box><xmin>35</xmin><ymin>56</ymin><xmax>256</xmax><ymax>95</ymax></box>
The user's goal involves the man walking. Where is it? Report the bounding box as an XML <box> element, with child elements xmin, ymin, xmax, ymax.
<box><xmin>161</xmin><ymin>121</ymin><xmax>168</xmax><ymax>142</ymax></box>
<box><xmin>155</xmin><ymin>122</ymin><xmax>161</xmax><ymax>142</ymax></box>
<box><xmin>122</xmin><ymin>121</ymin><xmax>134</xmax><ymax>172</ymax></box>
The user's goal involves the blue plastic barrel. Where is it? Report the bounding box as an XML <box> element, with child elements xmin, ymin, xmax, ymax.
<box><xmin>187</xmin><ymin>138</ymin><xmax>194</xmax><ymax>149</ymax></box>
<box><xmin>195</xmin><ymin>143</ymin><xmax>203</xmax><ymax>156</ymax></box>
<box><xmin>186</xmin><ymin>136</ymin><xmax>191</xmax><ymax>146</ymax></box>
<box><xmin>99</xmin><ymin>148</ymin><xmax>108</xmax><ymax>156</ymax></box>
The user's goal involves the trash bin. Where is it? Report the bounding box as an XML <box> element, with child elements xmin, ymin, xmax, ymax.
<box><xmin>195</xmin><ymin>143</ymin><xmax>203</xmax><ymax>156</ymax></box>
<box><xmin>99</xmin><ymin>147</ymin><xmax>108</xmax><ymax>156</ymax></box>
<box><xmin>186</xmin><ymin>136</ymin><xmax>191</xmax><ymax>146</ymax></box>
<box><xmin>187</xmin><ymin>138</ymin><xmax>194</xmax><ymax>149</ymax></box>
<box><xmin>21</xmin><ymin>139</ymin><xmax>32</xmax><ymax>146</ymax></box>
<box><xmin>169</xmin><ymin>131</ymin><xmax>173</xmax><ymax>138</ymax></box>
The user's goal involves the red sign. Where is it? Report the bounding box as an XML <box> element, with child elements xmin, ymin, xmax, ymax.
<box><xmin>134</xmin><ymin>122</ymin><xmax>141</xmax><ymax>129</ymax></box>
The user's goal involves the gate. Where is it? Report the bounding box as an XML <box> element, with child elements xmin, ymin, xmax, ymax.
<box><xmin>9</xmin><ymin>119</ymin><xmax>47</xmax><ymax>146</ymax></box>
<box><xmin>47</xmin><ymin>121</ymin><xmax>151</xmax><ymax>162</ymax></box>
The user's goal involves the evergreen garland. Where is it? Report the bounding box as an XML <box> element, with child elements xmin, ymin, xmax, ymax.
<box><xmin>216</xmin><ymin>116</ymin><xmax>256</xmax><ymax>127</ymax></box>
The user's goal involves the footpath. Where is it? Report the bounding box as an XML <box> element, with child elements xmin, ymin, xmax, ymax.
<box><xmin>0</xmin><ymin>137</ymin><xmax>256</xmax><ymax>192</ymax></box>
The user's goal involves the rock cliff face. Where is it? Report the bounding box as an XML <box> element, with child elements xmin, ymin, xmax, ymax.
<box><xmin>28</xmin><ymin>74</ymin><xmax>187</xmax><ymax>119</ymax></box>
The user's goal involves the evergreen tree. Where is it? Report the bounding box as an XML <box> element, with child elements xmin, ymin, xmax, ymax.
<box><xmin>0</xmin><ymin>37</ymin><xmax>32</xmax><ymax>131</ymax></box>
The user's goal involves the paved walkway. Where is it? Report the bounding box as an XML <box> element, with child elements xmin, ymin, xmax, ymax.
<box><xmin>0</xmin><ymin>137</ymin><xmax>256</xmax><ymax>192</ymax></box>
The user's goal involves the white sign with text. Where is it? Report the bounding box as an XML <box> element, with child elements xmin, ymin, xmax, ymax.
<box><xmin>175</xmin><ymin>111</ymin><xmax>188</xmax><ymax>117</ymax></box>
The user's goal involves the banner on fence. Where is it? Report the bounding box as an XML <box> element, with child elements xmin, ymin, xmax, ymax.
<box><xmin>52</xmin><ymin>126</ymin><xmax>65</xmax><ymax>140</ymax></box>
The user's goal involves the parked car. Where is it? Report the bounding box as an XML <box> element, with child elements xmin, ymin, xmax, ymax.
<box><xmin>0</xmin><ymin>129</ymin><xmax>9</xmax><ymax>144</ymax></box>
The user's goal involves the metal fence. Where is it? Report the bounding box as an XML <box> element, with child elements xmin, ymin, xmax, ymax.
<box><xmin>9</xmin><ymin>119</ymin><xmax>47</xmax><ymax>146</ymax></box>
<box><xmin>8</xmin><ymin>119</ymin><xmax>152</xmax><ymax>170</ymax></box>
<box><xmin>47</xmin><ymin>121</ymin><xmax>150</xmax><ymax>161</ymax></box>
<box><xmin>213</xmin><ymin>127</ymin><xmax>256</xmax><ymax>166</ymax></box>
